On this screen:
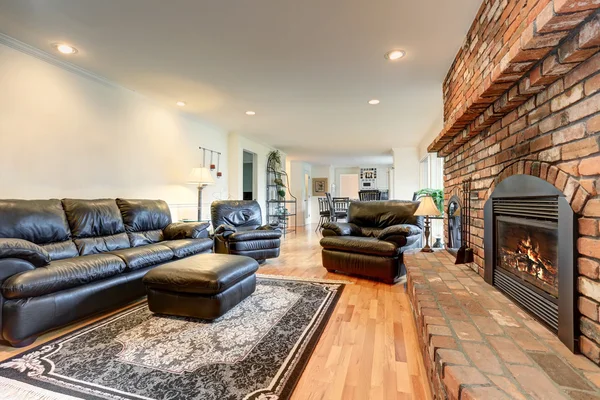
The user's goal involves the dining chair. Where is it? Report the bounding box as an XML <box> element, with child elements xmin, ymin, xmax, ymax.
<box><xmin>332</xmin><ymin>197</ymin><xmax>350</xmax><ymax>221</ymax></box>
<box><xmin>359</xmin><ymin>190</ymin><xmax>381</xmax><ymax>201</ymax></box>
<box><xmin>316</xmin><ymin>197</ymin><xmax>331</xmax><ymax>232</ymax></box>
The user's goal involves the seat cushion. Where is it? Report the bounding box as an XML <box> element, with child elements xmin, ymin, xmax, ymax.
<box><xmin>320</xmin><ymin>236</ymin><xmax>400</xmax><ymax>257</ymax></box>
<box><xmin>1</xmin><ymin>254</ymin><xmax>126</xmax><ymax>299</ymax></box>
<box><xmin>161</xmin><ymin>239</ymin><xmax>213</xmax><ymax>259</ymax></box>
<box><xmin>108</xmin><ymin>244</ymin><xmax>174</xmax><ymax>271</ymax></box>
<box><xmin>143</xmin><ymin>254</ymin><xmax>259</xmax><ymax>295</ymax></box>
<box><xmin>228</xmin><ymin>239</ymin><xmax>281</xmax><ymax>252</ymax></box>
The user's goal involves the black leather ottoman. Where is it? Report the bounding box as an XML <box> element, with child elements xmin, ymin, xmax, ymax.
<box><xmin>143</xmin><ymin>254</ymin><xmax>259</xmax><ymax>320</ymax></box>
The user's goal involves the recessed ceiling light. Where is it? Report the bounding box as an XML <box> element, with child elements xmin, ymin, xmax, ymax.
<box><xmin>368</xmin><ymin>99</ymin><xmax>380</xmax><ymax>105</ymax></box>
<box><xmin>246</xmin><ymin>111</ymin><xmax>256</xmax><ymax>116</ymax></box>
<box><xmin>53</xmin><ymin>43</ymin><xmax>78</xmax><ymax>55</ymax></box>
<box><xmin>385</xmin><ymin>50</ymin><xmax>406</xmax><ymax>60</ymax></box>
<box><xmin>176</xmin><ymin>101</ymin><xmax>186</xmax><ymax>106</ymax></box>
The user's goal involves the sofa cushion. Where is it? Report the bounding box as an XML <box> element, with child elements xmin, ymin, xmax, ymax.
<box><xmin>127</xmin><ymin>230</ymin><xmax>164</xmax><ymax>247</ymax></box>
<box><xmin>320</xmin><ymin>236</ymin><xmax>400</xmax><ymax>257</ymax></box>
<box><xmin>0</xmin><ymin>239</ymin><xmax>51</xmax><ymax>267</ymax></box>
<box><xmin>161</xmin><ymin>239</ymin><xmax>213</xmax><ymax>259</ymax></box>
<box><xmin>360</xmin><ymin>227</ymin><xmax>384</xmax><ymax>238</ymax></box>
<box><xmin>0</xmin><ymin>199</ymin><xmax>71</xmax><ymax>244</ymax></box>
<box><xmin>41</xmin><ymin>241</ymin><xmax>79</xmax><ymax>261</ymax></box>
<box><xmin>348</xmin><ymin>200</ymin><xmax>423</xmax><ymax>229</ymax></box>
<box><xmin>116</xmin><ymin>199</ymin><xmax>172</xmax><ymax>233</ymax></box>
<box><xmin>74</xmin><ymin>233</ymin><xmax>131</xmax><ymax>256</ymax></box>
<box><xmin>108</xmin><ymin>244</ymin><xmax>173</xmax><ymax>271</ymax></box>
<box><xmin>62</xmin><ymin>199</ymin><xmax>126</xmax><ymax>238</ymax></box>
<box><xmin>1</xmin><ymin>254</ymin><xmax>126</xmax><ymax>299</ymax></box>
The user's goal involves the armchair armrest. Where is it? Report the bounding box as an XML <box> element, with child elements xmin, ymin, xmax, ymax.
<box><xmin>0</xmin><ymin>238</ymin><xmax>51</xmax><ymax>267</ymax></box>
<box><xmin>164</xmin><ymin>222</ymin><xmax>210</xmax><ymax>240</ymax></box>
<box><xmin>213</xmin><ymin>224</ymin><xmax>237</xmax><ymax>240</ymax></box>
<box><xmin>258</xmin><ymin>224</ymin><xmax>283</xmax><ymax>233</ymax></box>
<box><xmin>378</xmin><ymin>225</ymin><xmax>420</xmax><ymax>247</ymax></box>
<box><xmin>229</xmin><ymin>230</ymin><xmax>282</xmax><ymax>242</ymax></box>
<box><xmin>322</xmin><ymin>222</ymin><xmax>361</xmax><ymax>237</ymax></box>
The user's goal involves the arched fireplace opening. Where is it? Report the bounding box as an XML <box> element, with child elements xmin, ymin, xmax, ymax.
<box><xmin>483</xmin><ymin>174</ymin><xmax>577</xmax><ymax>352</ymax></box>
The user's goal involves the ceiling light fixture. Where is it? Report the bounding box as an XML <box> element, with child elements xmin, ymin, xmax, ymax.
<box><xmin>246</xmin><ymin>111</ymin><xmax>256</xmax><ymax>116</ymax></box>
<box><xmin>176</xmin><ymin>101</ymin><xmax>186</xmax><ymax>106</ymax></box>
<box><xmin>53</xmin><ymin>43</ymin><xmax>78</xmax><ymax>55</ymax></box>
<box><xmin>385</xmin><ymin>49</ymin><xmax>406</xmax><ymax>61</ymax></box>
<box><xmin>368</xmin><ymin>99</ymin><xmax>380</xmax><ymax>105</ymax></box>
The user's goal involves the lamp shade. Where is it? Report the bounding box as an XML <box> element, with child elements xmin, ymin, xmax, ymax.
<box><xmin>187</xmin><ymin>167</ymin><xmax>215</xmax><ymax>185</ymax></box>
<box><xmin>414</xmin><ymin>195</ymin><xmax>441</xmax><ymax>217</ymax></box>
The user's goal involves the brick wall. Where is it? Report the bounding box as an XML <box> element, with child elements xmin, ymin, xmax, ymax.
<box><xmin>437</xmin><ymin>5</ymin><xmax>600</xmax><ymax>364</ymax></box>
<box><xmin>432</xmin><ymin>0</ymin><xmax>600</xmax><ymax>152</ymax></box>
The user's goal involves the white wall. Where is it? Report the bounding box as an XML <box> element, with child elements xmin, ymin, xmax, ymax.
<box><xmin>310</xmin><ymin>164</ymin><xmax>334</xmax><ymax>224</ymax></box>
<box><xmin>289</xmin><ymin>161</ymin><xmax>311</xmax><ymax>226</ymax></box>
<box><xmin>0</xmin><ymin>43</ymin><xmax>229</xmax><ymax>221</ymax></box>
<box><xmin>392</xmin><ymin>147</ymin><xmax>420</xmax><ymax>200</ymax></box>
<box><xmin>227</xmin><ymin>133</ymin><xmax>285</xmax><ymax>223</ymax></box>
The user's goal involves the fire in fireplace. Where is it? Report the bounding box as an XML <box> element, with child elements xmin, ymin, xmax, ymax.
<box><xmin>497</xmin><ymin>216</ymin><xmax>558</xmax><ymax>298</ymax></box>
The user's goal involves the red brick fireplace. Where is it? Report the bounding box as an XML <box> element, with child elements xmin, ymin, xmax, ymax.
<box><xmin>430</xmin><ymin>0</ymin><xmax>600</xmax><ymax>365</ymax></box>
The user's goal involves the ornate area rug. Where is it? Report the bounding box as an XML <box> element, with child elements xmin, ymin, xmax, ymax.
<box><xmin>0</xmin><ymin>275</ymin><xmax>345</xmax><ymax>400</ymax></box>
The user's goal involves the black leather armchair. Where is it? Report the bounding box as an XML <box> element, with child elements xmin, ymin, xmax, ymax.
<box><xmin>211</xmin><ymin>200</ymin><xmax>282</xmax><ymax>263</ymax></box>
<box><xmin>320</xmin><ymin>200</ymin><xmax>423</xmax><ymax>284</ymax></box>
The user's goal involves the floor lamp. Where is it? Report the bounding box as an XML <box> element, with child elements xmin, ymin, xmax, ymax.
<box><xmin>188</xmin><ymin>167</ymin><xmax>215</xmax><ymax>221</ymax></box>
<box><xmin>414</xmin><ymin>194</ymin><xmax>441</xmax><ymax>253</ymax></box>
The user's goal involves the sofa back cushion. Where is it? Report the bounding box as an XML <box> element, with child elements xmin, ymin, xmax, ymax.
<box><xmin>0</xmin><ymin>199</ymin><xmax>76</xmax><ymax>261</ymax></box>
<box><xmin>211</xmin><ymin>200</ymin><xmax>262</xmax><ymax>230</ymax></box>
<box><xmin>0</xmin><ymin>199</ymin><xmax>71</xmax><ymax>244</ymax></box>
<box><xmin>348</xmin><ymin>200</ymin><xmax>424</xmax><ymax>230</ymax></box>
<box><xmin>116</xmin><ymin>199</ymin><xmax>171</xmax><ymax>247</ymax></box>
<box><xmin>62</xmin><ymin>199</ymin><xmax>130</xmax><ymax>256</ymax></box>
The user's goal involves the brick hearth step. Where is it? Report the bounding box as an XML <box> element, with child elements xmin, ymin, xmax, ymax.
<box><xmin>405</xmin><ymin>250</ymin><xmax>600</xmax><ymax>400</ymax></box>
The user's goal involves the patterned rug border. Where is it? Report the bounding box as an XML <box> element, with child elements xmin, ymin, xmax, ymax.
<box><xmin>256</xmin><ymin>274</ymin><xmax>354</xmax><ymax>284</ymax></box>
<box><xmin>0</xmin><ymin>275</ymin><xmax>346</xmax><ymax>400</ymax></box>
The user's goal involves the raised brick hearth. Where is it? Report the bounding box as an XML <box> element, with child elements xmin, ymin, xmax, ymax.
<box><xmin>429</xmin><ymin>0</ymin><xmax>600</xmax><ymax>367</ymax></box>
<box><xmin>406</xmin><ymin>250</ymin><xmax>600</xmax><ymax>399</ymax></box>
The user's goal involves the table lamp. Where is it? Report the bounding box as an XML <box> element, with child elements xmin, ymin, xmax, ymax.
<box><xmin>414</xmin><ymin>195</ymin><xmax>441</xmax><ymax>253</ymax></box>
<box><xmin>187</xmin><ymin>167</ymin><xmax>215</xmax><ymax>221</ymax></box>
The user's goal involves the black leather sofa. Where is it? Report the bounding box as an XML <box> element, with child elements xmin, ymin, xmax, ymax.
<box><xmin>320</xmin><ymin>200</ymin><xmax>423</xmax><ymax>284</ymax></box>
<box><xmin>211</xmin><ymin>200</ymin><xmax>282</xmax><ymax>263</ymax></box>
<box><xmin>0</xmin><ymin>198</ymin><xmax>212</xmax><ymax>347</ymax></box>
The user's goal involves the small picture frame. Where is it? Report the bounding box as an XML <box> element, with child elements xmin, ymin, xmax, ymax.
<box><xmin>312</xmin><ymin>178</ymin><xmax>328</xmax><ymax>196</ymax></box>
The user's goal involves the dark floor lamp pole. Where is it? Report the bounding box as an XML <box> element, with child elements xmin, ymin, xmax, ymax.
<box><xmin>188</xmin><ymin>167</ymin><xmax>215</xmax><ymax>221</ymax></box>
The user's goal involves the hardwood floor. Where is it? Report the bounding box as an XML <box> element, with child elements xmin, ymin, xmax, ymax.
<box><xmin>0</xmin><ymin>226</ymin><xmax>432</xmax><ymax>400</ymax></box>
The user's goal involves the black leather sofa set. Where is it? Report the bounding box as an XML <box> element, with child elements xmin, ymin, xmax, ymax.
<box><xmin>0</xmin><ymin>198</ymin><xmax>281</xmax><ymax>347</ymax></box>
<box><xmin>320</xmin><ymin>200</ymin><xmax>423</xmax><ymax>284</ymax></box>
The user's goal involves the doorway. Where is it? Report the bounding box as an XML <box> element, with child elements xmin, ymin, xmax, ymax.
<box><xmin>339</xmin><ymin>174</ymin><xmax>359</xmax><ymax>199</ymax></box>
<box><xmin>243</xmin><ymin>151</ymin><xmax>257</xmax><ymax>200</ymax></box>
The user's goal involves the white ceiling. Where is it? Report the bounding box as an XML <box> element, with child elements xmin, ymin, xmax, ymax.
<box><xmin>0</xmin><ymin>0</ymin><xmax>481</xmax><ymax>165</ymax></box>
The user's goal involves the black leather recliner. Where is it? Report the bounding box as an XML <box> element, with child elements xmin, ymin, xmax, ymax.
<box><xmin>320</xmin><ymin>200</ymin><xmax>423</xmax><ymax>284</ymax></box>
<box><xmin>0</xmin><ymin>198</ymin><xmax>212</xmax><ymax>347</ymax></box>
<box><xmin>211</xmin><ymin>200</ymin><xmax>282</xmax><ymax>263</ymax></box>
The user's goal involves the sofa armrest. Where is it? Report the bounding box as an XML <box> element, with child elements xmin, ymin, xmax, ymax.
<box><xmin>229</xmin><ymin>230</ymin><xmax>282</xmax><ymax>242</ymax></box>
<box><xmin>378</xmin><ymin>225</ymin><xmax>420</xmax><ymax>247</ymax></box>
<box><xmin>163</xmin><ymin>222</ymin><xmax>210</xmax><ymax>240</ymax></box>
<box><xmin>322</xmin><ymin>222</ymin><xmax>361</xmax><ymax>237</ymax></box>
<box><xmin>0</xmin><ymin>239</ymin><xmax>50</xmax><ymax>268</ymax></box>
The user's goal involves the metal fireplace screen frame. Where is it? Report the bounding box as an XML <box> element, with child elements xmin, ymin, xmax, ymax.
<box><xmin>447</xmin><ymin>195</ymin><xmax>462</xmax><ymax>255</ymax></box>
<box><xmin>484</xmin><ymin>174</ymin><xmax>577</xmax><ymax>352</ymax></box>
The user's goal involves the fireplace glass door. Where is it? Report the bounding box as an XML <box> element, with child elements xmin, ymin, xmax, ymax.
<box><xmin>496</xmin><ymin>216</ymin><xmax>559</xmax><ymax>299</ymax></box>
